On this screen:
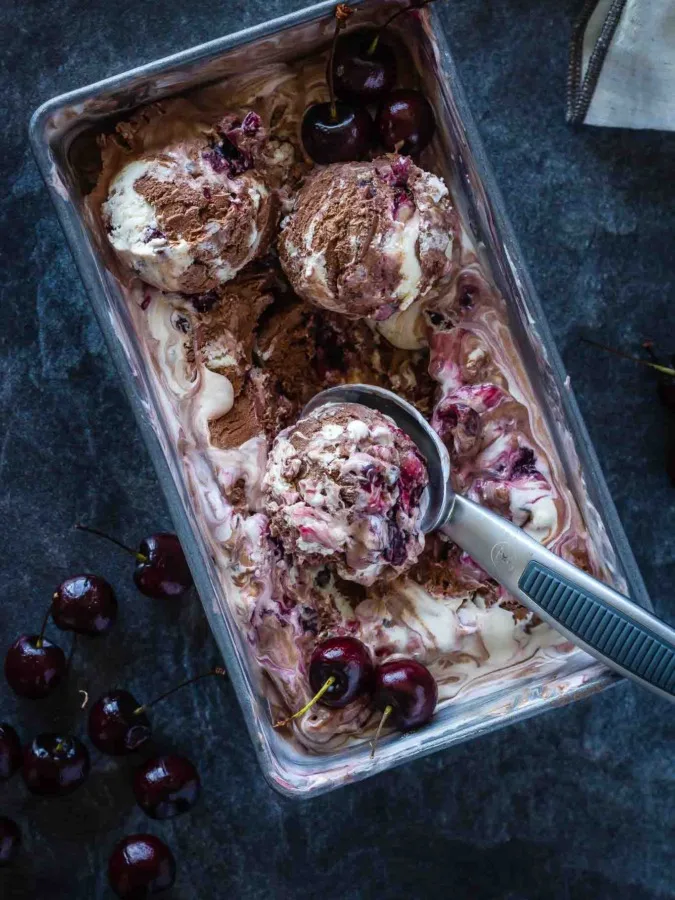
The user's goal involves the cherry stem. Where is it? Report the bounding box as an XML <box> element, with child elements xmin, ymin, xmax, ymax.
<box><xmin>581</xmin><ymin>338</ymin><xmax>675</xmax><ymax>378</ymax></box>
<box><xmin>133</xmin><ymin>667</ymin><xmax>227</xmax><ymax>716</ymax></box>
<box><xmin>273</xmin><ymin>676</ymin><xmax>336</xmax><ymax>728</ymax></box>
<box><xmin>368</xmin><ymin>0</ymin><xmax>436</xmax><ymax>55</ymax></box>
<box><xmin>328</xmin><ymin>4</ymin><xmax>353</xmax><ymax>120</ymax></box>
<box><xmin>369</xmin><ymin>704</ymin><xmax>393</xmax><ymax>759</ymax></box>
<box><xmin>75</xmin><ymin>523</ymin><xmax>147</xmax><ymax>563</ymax></box>
<box><xmin>36</xmin><ymin>605</ymin><xmax>52</xmax><ymax>649</ymax></box>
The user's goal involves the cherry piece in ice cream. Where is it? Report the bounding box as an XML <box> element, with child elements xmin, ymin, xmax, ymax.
<box><xmin>377</xmin><ymin>89</ymin><xmax>436</xmax><ymax>156</ymax></box>
<box><xmin>275</xmin><ymin>636</ymin><xmax>373</xmax><ymax>727</ymax></box>
<box><xmin>370</xmin><ymin>658</ymin><xmax>438</xmax><ymax>757</ymax></box>
<box><xmin>108</xmin><ymin>834</ymin><xmax>176</xmax><ymax>898</ymax></box>
<box><xmin>52</xmin><ymin>574</ymin><xmax>117</xmax><ymax>636</ymax></box>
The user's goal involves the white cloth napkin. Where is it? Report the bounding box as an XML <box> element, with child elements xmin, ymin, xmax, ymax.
<box><xmin>567</xmin><ymin>0</ymin><xmax>675</xmax><ymax>130</ymax></box>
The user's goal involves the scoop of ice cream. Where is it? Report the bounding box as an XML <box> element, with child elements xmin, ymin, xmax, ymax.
<box><xmin>263</xmin><ymin>402</ymin><xmax>429</xmax><ymax>585</ymax></box>
<box><xmin>278</xmin><ymin>155</ymin><xmax>456</xmax><ymax>321</ymax></box>
<box><xmin>103</xmin><ymin>112</ymin><xmax>292</xmax><ymax>293</ymax></box>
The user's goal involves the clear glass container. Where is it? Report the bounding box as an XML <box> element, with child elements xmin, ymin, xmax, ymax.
<box><xmin>30</xmin><ymin>0</ymin><xmax>650</xmax><ymax>797</ymax></box>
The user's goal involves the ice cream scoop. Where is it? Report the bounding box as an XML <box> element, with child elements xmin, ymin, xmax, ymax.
<box><xmin>263</xmin><ymin>402</ymin><xmax>428</xmax><ymax>586</ymax></box>
<box><xmin>304</xmin><ymin>385</ymin><xmax>675</xmax><ymax>703</ymax></box>
<box><xmin>278</xmin><ymin>155</ymin><xmax>456</xmax><ymax>321</ymax></box>
<box><xmin>102</xmin><ymin>113</ymin><xmax>290</xmax><ymax>293</ymax></box>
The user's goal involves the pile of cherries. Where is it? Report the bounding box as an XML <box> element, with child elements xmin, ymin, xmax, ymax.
<box><xmin>276</xmin><ymin>636</ymin><xmax>438</xmax><ymax>756</ymax></box>
<box><xmin>0</xmin><ymin>525</ymin><xmax>216</xmax><ymax>898</ymax></box>
<box><xmin>302</xmin><ymin>1</ymin><xmax>437</xmax><ymax>165</ymax></box>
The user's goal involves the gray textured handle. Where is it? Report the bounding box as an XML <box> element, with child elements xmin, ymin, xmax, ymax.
<box><xmin>442</xmin><ymin>495</ymin><xmax>675</xmax><ymax>702</ymax></box>
<box><xmin>520</xmin><ymin>561</ymin><xmax>675</xmax><ymax>695</ymax></box>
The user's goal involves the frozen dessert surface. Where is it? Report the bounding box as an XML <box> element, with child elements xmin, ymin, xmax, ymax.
<box><xmin>102</xmin><ymin>113</ymin><xmax>293</xmax><ymax>293</ymax></box>
<box><xmin>279</xmin><ymin>156</ymin><xmax>458</xmax><ymax>321</ymax></box>
<box><xmin>86</xmin><ymin>55</ymin><xmax>613</xmax><ymax>755</ymax></box>
<box><xmin>264</xmin><ymin>402</ymin><xmax>429</xmax><ymax>585</ymax></box>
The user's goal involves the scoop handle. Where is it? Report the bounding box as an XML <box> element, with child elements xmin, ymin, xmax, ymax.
<box><xmin>441</xmin><ymin>494</ymin><xmax>675</xmax><ymax>702</ymax></box>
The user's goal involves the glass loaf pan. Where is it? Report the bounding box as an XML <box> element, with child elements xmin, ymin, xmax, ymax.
<box><xmin>29</xmin><ymin>0</ymin><xmax>651</xmax><ymax>798</ymax></box>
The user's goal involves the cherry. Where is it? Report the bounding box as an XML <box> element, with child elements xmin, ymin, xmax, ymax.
<box><xmin>0</xmin><ymin>817</ymin><xmax>20</xmax><ymax>867</ymax></box>
<box><xmin>275</xmin><ymin>637</ymin><xmax>373</xmax><ymax>727</ymax></box>
<box><xmin>88</xmin><ymin>690</ymin><xmax>152</xmax><ymax>756</ymax></box>
<box><xmin>376</xmin><ymin>89</ymin><xmax>436</xmax><ymax>156</ymax></box>
<box><xmin>108</xmin><ymin>834</ymin><xmax>176</xmax><ymax>898</ymax></box>
<box><xmin>309</xmin><ymin>636</ymin><xmax>374</xmax><ymax>708</ymax></box>
<box><xmin>332</xmin><ymin>28</ymin><xmax>397</xmax><ymax>105</ymax></box>
<box><xmin>133</xmin><ymin>754</ymin><xmax>200</xmax><ymax>820</ymax></box>
<box><xmin>4</xmin><ymin>634</ymin><xmax>66</xmax><ymax>699</ymax></box>
<box><xmin>301</xmin><ymin>4</ymin><xmax>374</xmax><ymax>165</ymax></box>
<box><xmin>76</xmin><ymin>525</ymin><xmax>193</xmax><ymax>600</ymax></box>
<box><xmin>52</xmin><ymin>574</ymin><xmax>117</xmax><ymax>636</ymax></box>
<box><xmin>89</xmin><ymin>669</ymin><xmax>226</xmax><ymax>755</ymax></box>
<box><xmin>370</xmin><ymin>658</ymin><xmax>438</xmax><ymax>757</ymax></box>
<box><xmin>22</xmin><ymin>733</ymin><xmax>90</xmax><ymax>796</ymax></box>
<box><xmin>0</xmin><ymin>723</ymin><xmax>22</xmax><ymax>781</ymax></box>
<box><xmin>302</xmin><ymin>103</ymin><xmax>374</xmax><ymax>165</ymax></box>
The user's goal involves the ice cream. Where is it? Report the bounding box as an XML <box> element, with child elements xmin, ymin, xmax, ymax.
<box><xmin>278</xmin><ymin>155</ymin><xmax>458</xmax><ymax>321</ymax></box>
<box><xmin>85</xmin><ymin>54</ymin><xmax>615</xmax><ymax>756</ymax></box>
<box><xmin>264</xmin><ymin>403</ymin><xmax>429</xmax><ymax>585</ymax></box>
<box><xmin>102</xmin><ymin>112</ymin><xmax>293</xmax><ymax>293</ymax></box>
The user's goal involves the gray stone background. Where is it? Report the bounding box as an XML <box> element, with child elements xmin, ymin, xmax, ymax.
<box><xmin>1</xmin><ymin>0</ymin><xmax>674</xmax><ymax>897</ymax></box>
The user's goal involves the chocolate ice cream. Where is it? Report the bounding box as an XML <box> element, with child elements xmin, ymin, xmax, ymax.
<box><xmin>103</xmin><ymin>112</ymin><xmax>293</xmax><ymax>293</ymax></box>
<box><xmin>278</xmin><ymin>155</ymin><xmax>457</xmax><ymax>321</ymax></box>
<box><xmin>264</xmin><ymin>402</ymin><xmax>429</xmax><ymax>585</ymax></box>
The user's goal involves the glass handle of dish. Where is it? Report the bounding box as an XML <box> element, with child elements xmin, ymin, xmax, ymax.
<box><xmin>441</xmin><ymin>494</ymin><xmax>675</xmax><ymax>701</ymax></box>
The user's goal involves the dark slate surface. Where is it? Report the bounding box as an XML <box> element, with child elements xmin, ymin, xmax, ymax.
<box><xmin>1</xmin><ymin>0</ymin><xmax>674</xmax><ymax>897</ymax></box>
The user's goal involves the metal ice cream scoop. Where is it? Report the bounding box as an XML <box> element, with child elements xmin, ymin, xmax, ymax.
<box><xmin>303</xmin><ymin>385</ymin><xmax>675</xmax><ymax>702</ymax></box>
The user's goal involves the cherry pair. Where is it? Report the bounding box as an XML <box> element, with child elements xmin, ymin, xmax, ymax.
<box><xmin>302</xmin><ymin>3</ymin><xmax>436</xmax><ymax>164</ymax></box>
<box><xmin>275</xmin><ymin>636</ymin><xmax>438</xmax><ymax>755</ymax></box>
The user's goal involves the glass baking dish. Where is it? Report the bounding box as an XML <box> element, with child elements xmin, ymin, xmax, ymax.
<box><xmin>29</xmin><ymin>0</ymin><xmax>651</xmax><ymax>798</ymax></box>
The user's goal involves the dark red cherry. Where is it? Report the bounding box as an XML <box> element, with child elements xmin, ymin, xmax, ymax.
<box><xmin>76</xmin><ymin>526</ymin><xmax>193</xmax><ymax>600</ymax></box>
<box><xmin>0</xmin><ymin>817</ymin><xmax>21</xmax><ymax>867</ymax></box>
<box><xmin>309</xmin><ymin>636</ymin><xmax>374</xmax><ymax>708</ymax></box>
<box><xmin>374</xmin><ymin>658</ymin><xmax>438</xmax><ymax>730</ymax></box>
<box><xmin>301</xmin><ymin>102</ymin><xmax>374</xmax><ymax>165</ymax></box>
<box><xmin>133</xmin><ymin>754</ymin><xmax>200</xmax><ymax>820</ymax></box>
<box><xmin>22</xmin><ymin>733</ymin><xmax>90</xmax><ymax>796</ymax></box>
<box><xmin>88</xmin><ymin>669</ymin><xmax>225</xmax><ymax>755</ymax></box>
<box><xmin>88</xmin><ymin>690</ymin><xmax>151</xmax><ymax>756</ymax></box>
<box><xmin>4</xmin><ymin>634</ymin><xmax>66</xmax><ymax>699</ymax></box>
<box><xmin>276</xmin><ymin>637</ymin><xmax>373</xmax><ymax>727</ymax></box>
<box><xmin>52</xmin><ymin>574</ymin><xmax>118</xmax><ymax>636</ymax></box>
<box><xmin>108</xmin><ymin>834</ymin><xmax>176</xmax><ymax>898</ymax></box>
<box><xmin>332</xmin><ymin>28</ymin><xmax>397</xmax><ymax>104</ymax></box>
<box><xmin>0</xmin><ymin>723</ymin><xmax>22</xmax><ymax>781</ymax></box>
<box><xmin>377</xmin><ymin>89</ymin><xmax>436</xmax><ymax>156</ymax></box>
<box><xmin>134</xmin><ymin>534</ymin><xmax>193</xmax><ymax>599</ymax></box>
